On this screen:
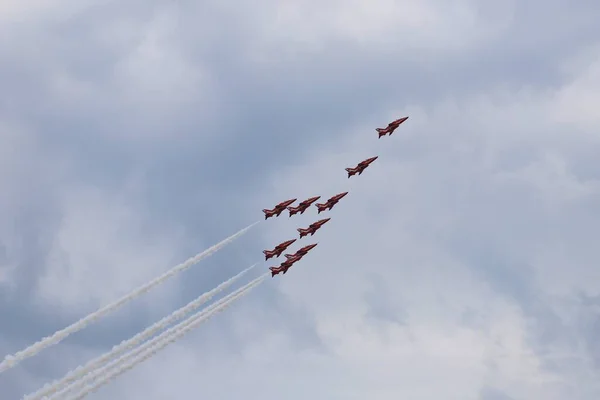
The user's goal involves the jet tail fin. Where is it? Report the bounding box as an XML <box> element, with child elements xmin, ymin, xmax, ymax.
<box><xmin>269</xmin><ymin>266</ymin><xmax>281</xmax><ymax>277</ymax></box>
<box><xmin>263</xmin><ymin>250</ymin><xmax>273</xmax><ymax>260</ymax></box>
<box><xmin>297</xmin><ymin>228</ymin><xmax>308</xmax><ymax>238</ymax></box>
<box><xmin>262</xmin><ymin>209</ymin><xmax>274</xmax><ymax>219</ymax></box>
<box><xmin>315</xmin><ymin>203</ymin><xmax>327</xmax><ymax>213</ymax></box>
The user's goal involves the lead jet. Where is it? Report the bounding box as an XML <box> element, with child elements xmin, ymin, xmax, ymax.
<box><xmin>297</xmin><ymin>219</ymin><xmax>330</xmax><ymax>238</ymax></box>
<box><xmin>287</xmin><ymin>196</ymin><xmax>320</xmax><ymax>217</ymax></box>
<box><xmin>269</xmin><ymin>253</ymin><xmax>302</xmax><ymax>277</ymax></box>
<box><xmin>263</xmin><ymin>198</ymin><xmax>297</xmax><ymax>219</ymax></box>
<box><xmin>376</xmin><ymin>116</ymin><xmax>408</xmax><ymax>138</ymax></box>
<box><xmin>345</xmin><ymin>156</ymin><xmax>378</xmax><ymax>178</ymax></box>
<box><xmin>263</xmin><ymin>239</ymin><xmax>297</xmax><ymax>260</ymax></box>
<box><xmin>284</xmin><ymin>243</ymin><xmax>318</xmax><ymax>260</ymax></box>
<box><xmin>315</xmin><ymin>192</ymin><xmax>348</xmax><ymax>213</ymax></box>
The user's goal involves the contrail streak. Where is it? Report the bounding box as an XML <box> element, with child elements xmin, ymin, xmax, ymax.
<box><xmin>0</xmin><ymin>222</ymin><xmax>259</xmax><ymax>374</ymax></box>
<box><xmin>25</xmin><ymin>264</ymin><xmax>257</xmax><ymax>400</ymax></box>
<box><xmin>65</xmin><ymin>273</ymin><xmax>268</xmax><ymax>400</ymax></box>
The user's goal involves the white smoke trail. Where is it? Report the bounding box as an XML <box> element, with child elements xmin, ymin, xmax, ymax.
<box><xmin>26</xmin><ymin>264</ymin><xmax>257</xmax><ymax>400</ymax></box>
<box><xmin>45</xmin><ymin>268</ymin><xmax>260</xmax><ymax>400</ymax></box>
<box><xmin>0</xmin><ymin>222</ymin><xmax>259</xmax><ymax>374</ymax></box>
<box><xmin>62</xmin><ymin>274</ymin><xmax>267</xmax><ymax>397</ymax></box>
<box><xmin>65</xmin><ymin>273</ymin><xmax>268</xmax><ymax>400</ymax></box>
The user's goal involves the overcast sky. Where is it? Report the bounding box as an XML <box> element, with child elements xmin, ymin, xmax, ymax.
<box><xmin>1</xmin><ymin>0</ymin><xmax>600</xmax><ymax>399</ymax></box>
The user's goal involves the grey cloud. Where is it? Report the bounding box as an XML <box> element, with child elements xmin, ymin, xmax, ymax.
<box><xmin>249</xmin><ymin>69</ymin><xmax>600</xmax><ymax>400</ymax></box>
<box><xmin>480</xmin><ymin>386</ymin><xmax>516</xmax><ymax>400</ymax></box>
<box><xmin>363</xmin><ymin>275</ymin><xmax>408</xmax><ymax>326</ymax></box>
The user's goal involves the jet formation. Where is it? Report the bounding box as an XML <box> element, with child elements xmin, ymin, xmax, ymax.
<box><xmin>262</xmin><ymin>115</ymin><xmax>409</xmax><ymax>277</ymax></box>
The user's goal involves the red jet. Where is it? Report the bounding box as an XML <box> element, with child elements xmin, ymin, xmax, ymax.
<box><xmin>287</xmin><ymin>196</ymin><xmax>320</xmax><ymax>217</ymax></box>
<box><xmin>269</xmin><ymin>254</ymin><xmax>302</xmax><ymax>277</ymax></box>
<box><xmin>263</xmin><ymin>239</ymin><xmax>297</xmax><ymax>260</ymax></box>
<box><xmin>345</xmin><ymin>156</ymin><xmax>378</xmax><ymax>178</ymax></box>
<box><xmin>297</xmin><ymin>219</ymin><xmax>330</xmax><ymax>238</ymax></box>
<box><xmin>284</xmin><ymin>243</ymin><xmax>318</xmax><ymax>260</ymax></box>
<box><xmin>315</xmin><ymin>192</ymin><xmax>348</xmax><ymax>213</ymax></box>
<box><xmin>263</xmin><ymin>198</ymin><xmax>297</xmax><ymax>219</ymax></box>
<box><xmin>376</xmin><ymin>116</ymin><xmax>408</xmax><ymax>138</ymax></box>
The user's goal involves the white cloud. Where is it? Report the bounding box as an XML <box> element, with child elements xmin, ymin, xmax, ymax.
<box><xmin>0</xmin><ymin>123</ymin><xmax>69</xmax><ymax>293</ymax></box>
<box><xmin>106</xmin><ymin>6</ymin><xmax>216</xmax><ymax>129</ymax></box>
<box><xmin>244</xmin><ymin>48</ymin><xmax>600</xmax><ymax>398</ymax></box>
<box><xmin>0</xmin><ymin>0</ymin><xmax>99</xmax><ymax>24</ymax></box>
<box><xmin>252</xmin><ymin>0</ymin><xmax>515</xmax><ymax>56</ymax></box>
<box><xmin>553</xmin><ymin>50</ymin><xmax>600</xmax><ymax>132</ymax></box>
<box><xmin>2</xmin><ymin>2</ymin><xmax>216</xmax><ymax>142</ymax></box>
<box><xmin>99</xmin><ymin>312</ymin><xmax>560</xmax><ymax>400</ymax></box>
<box><xmin>35</xmin><ymin>183</ymin><xmax>184</xmax><ymax>313</ymax></box>
<box><xmin>0</xmin><ymin>267</ymin><xmax>9</xmax><ymax>286</ymax></box>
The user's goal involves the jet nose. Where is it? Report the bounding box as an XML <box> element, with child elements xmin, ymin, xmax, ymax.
<box><xmin>341</xmin><ymin>192</ymin><xmax>348</xmax><ymax>196</ymax></box>
<box><xmin>400</xmin><ymin>116</ymin><xmax>409</xmax><ymax>123</ymax></box>
<box><xmin>324</xmin><ymin>218</ymin><xmax>331</xmax><ymax>222</ymax></box>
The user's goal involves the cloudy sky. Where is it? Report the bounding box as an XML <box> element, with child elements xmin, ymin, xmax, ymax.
<box><xmin>1</xmin><ymin>0</ymin><xmax>600</xmax><ymax>399</ymax></box>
